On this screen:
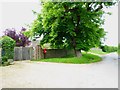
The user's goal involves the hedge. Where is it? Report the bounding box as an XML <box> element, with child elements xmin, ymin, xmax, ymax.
<box><xmin>0</xmin><ymin>36</ymin><xmax>15</xmax><ymax>59</ymax></box>
<box><xmin>100</xmin><ymin>45</ymin><xmax>118</xmax><ymax>53</ymax></box>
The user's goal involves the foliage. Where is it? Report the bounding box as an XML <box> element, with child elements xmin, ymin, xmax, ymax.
<box><xmin>4</xmin><ymin>27</ymin><xmax>31</xmax><ymax>47</ymax></box>
<box><xmin>118</xmin><ymin>44</ymin><xmax>120</xmax><ymax>55</ymax></box>
<box><xmin>100</xmin><ymin>45</ymin><xmax>118</xmax><ymax>53</ymax></box>
<box><xmin>26</xmin><ymin>14</ymin><xmax>44</xmax><ymax>41</ymax></box>
<box><xmin>23</xmin><ymin>30</ymin><xmax>32</xmax><ymax>39</ymax></box>
<box><xmin>1</xmin><ymin>56</ymin><xmax>10</xmax><ymax>66</ymax></box>
<box><xmin>30</xmin><ymin>2</ymin><xmax>116</xmax><ymax>57</ymax></box>
<box><xmin>2</xmin><ymin>56</ymin><xmax>8</xmax><ymax>62</ymax></box>
<box><xmin>33</xmin><ymin>53</ymin><xmax>102</xmax><ymax>64</ymax></box>
<box><xmin>0</xmin><ymin>36</ymin><xmax>15</xmax><ymax>59</ymax></box>
<box><xmin>1</xmin><ymin>56</ymin><xmax>8</xmax><ymax>65</ymax></box>
<box><xmin>89</xmin><ymin>49</ymin><xmax>108</xmax><ymax>55</ymax></box>
<box><xmin>3</xmin><ymin>61</ymin><xmax>10</xmax><ymax>66</ymax></box>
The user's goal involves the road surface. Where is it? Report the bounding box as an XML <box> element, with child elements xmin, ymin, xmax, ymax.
<box><xmin>0</xmin><ymin>52</ymin><xmax>118</xmax><ymax>88</ymax></box>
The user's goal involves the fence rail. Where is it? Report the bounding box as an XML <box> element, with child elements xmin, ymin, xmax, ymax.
<box><xmin>14</xmin><ymin>46</ymin><xmax>75</xmax><ymax>60</ymax></box>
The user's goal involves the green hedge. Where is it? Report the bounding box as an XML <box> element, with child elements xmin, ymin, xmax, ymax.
<box><xmin>118</xmin><ymin>44</ymin><xmax>120</xmax><ymax>55</ymax></box>
<box><xmin>0</xmin><ymin>36</ymin><xmax>15</xmax><ymax>59</ymax></box>
<box><xmin>100</xmin><ymin>45</ymin><xmax>118</xmax><ymax>53</ymax></box>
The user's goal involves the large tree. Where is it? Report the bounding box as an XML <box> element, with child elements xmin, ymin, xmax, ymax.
<box><xmin>30</xmin><ymin>2</ymin><xmax>116</xmax><ymax>57</ymax></box>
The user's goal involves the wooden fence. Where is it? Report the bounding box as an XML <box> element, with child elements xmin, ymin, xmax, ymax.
<box><xmin>14</xmin><ymin>47</ymin><xmax>33</xmax><ymax>60</ymax></box>
<box><xmin>14</xmin><ymin>45</ymin><xmax>75</xmax><ymax>60</ymax></box>
<box><xmin>44</xmin><ymin>49</ymin><xmax>75</xmax><ymax>58</ymax></box>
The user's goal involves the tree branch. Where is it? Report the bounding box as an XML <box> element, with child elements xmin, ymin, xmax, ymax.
<box><xmin>94</xmin><ymin>3</ymin><xmax>103</xmax><ymax>12</ymax></box>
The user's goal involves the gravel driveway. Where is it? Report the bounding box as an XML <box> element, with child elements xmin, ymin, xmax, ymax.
<box><xmin>0</xmin><ymin>53</ymin><xmax>118</xmax><ymax>88</ymax></box>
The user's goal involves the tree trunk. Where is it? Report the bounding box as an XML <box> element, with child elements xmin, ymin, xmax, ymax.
<box><xmin>73</xmin><ymin>47</ymin><xmax>77</xmax><ymax>57</ymax></box>
<box><xmin>74</xmin><ymin>48</ymin><xmax>82</xmax><ymax>57</ymax></box>
<box><xmin>76</xmin><ymin>50</ymin><xmax>82</xmax><ymax>57</ymax></box>
<box><xmin>72</xmin><ymin>38</ymin><xmax>82</xmax><ymax>57</ymax></box>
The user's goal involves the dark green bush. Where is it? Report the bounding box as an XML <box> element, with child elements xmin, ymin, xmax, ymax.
<box><xmin>2</xmin><ymin>56</ymin><xmax>8</xmax><ymax>64</ymax></box>
<box><xmin>100</xmin><ymin>45</ymin><xmax>118</xmax><ymax>53</ymax></box>
<box><xmin>3</xmin><ymin>61</ymin><xmax>10</xmax><ymax>66</ymax></box>
<box><xmin>0</xmin><ymin>36</ymin><xmax>15</xmax><ymax>66</ymax></box>
<box><xmin>0</xmin><ymin>36</ymin><xmax>15</xmax><ymax>59</ymax></box>
<box><xmin>118</xmin><ymin>44</ymin><xmax>120</xmax><ymax>55</ymax></box>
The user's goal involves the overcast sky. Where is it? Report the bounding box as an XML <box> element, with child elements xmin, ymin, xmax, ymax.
<box><xmin>0</xmin><ymin>0</ymin><xmax>118</xmax><ymax>46</ymax></box>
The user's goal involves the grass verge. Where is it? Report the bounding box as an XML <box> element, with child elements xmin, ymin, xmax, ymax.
<box><xmin>118</xmin><ymin>49</ymin><xmax>120</xmax><ymax>56</ymax></box>
<box><xmin>88</xmin><ymin>50</ymin><xmax>108</xmax><ymax>55</ymax></box>
<box><xmin>32</xmin><ymin>53</ymin><xmax>102</xmax><ymax>64</ymax></box>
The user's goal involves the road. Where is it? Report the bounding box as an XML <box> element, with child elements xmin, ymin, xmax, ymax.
<box><xmin>0</xmin><ymin>52</ymin><xmax>118</xmax><ymax>88</ymax></box>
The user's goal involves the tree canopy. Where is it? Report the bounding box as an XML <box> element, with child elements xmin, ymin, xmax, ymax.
<box><xmin>29</xmin><ymin>2</ymin><xmax>116</xmax><ymax>57</ymax></box>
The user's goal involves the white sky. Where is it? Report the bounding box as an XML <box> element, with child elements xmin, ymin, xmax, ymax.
<box><xmin>0</xmin><ymin>0</ymin><xmax>118</xmax><ymax>46</ymax></box>
<box><xmin>103</xmin><ymin>6</ymin><xmax>118</xmax><ymax>46</ymax></box>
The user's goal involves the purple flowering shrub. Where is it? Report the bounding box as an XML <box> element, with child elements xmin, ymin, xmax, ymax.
<box><xmin>4</xmin><ymin>27</ymin><xmax>31</xmax><ymax>47</ymax></box>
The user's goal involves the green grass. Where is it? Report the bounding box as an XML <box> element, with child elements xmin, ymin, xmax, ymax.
<box><xmin>32</xmin><ymin>53</ymin><xmax>102</xmax><ymax>64</ymax></box>
<box><xmin>118</xmin><ymin>44</ymin><xmax>120</xmax><ymax>55</ymax></box>
<box><xmin>88</xmin><ymin>50</ymin><xmax>108</xmax><ymax>55</ymax></box>
<box><xmin>118</xmin><ymin>50</ymin><xmax>120</xmax><ymax>55</ymax></box>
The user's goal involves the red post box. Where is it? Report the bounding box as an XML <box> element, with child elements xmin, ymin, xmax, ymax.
<box><xmin>43</xmin><ymin>48</ymin><xmax>47</xmax><ymax>58</ymax></box>
<box><xmin>43</xmin><ymin>49</ymin><xmax>47</xmax><ymax>54</ymax></box>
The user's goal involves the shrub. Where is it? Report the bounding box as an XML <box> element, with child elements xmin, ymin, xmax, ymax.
<box><xmin>4</xmin><ymin>28</ymin><xmax>31</xmax><ymax>47</ymax></box>
<box><xmin>1</xmin><ymin>56</ymin><xmax>8</xmax><ymax>64</ymax></box>
<box><xmin>0</xmin><ymin>36</ymin><xmax>15</xmax><ymax>59</ymax></box>
<box><xmin>3</xmin><ymin>61</ymin><xmax>10</xmax><ymax>66</ymax></box>
<box><xmin>100</xmin><ymin>45</ymin><xmax>118</xmax><ymax>53</ymax></box>
<box><xmin>118</xmin><ymin>44</ymin><xmax>120</xmax><ymax>55</ymax></box>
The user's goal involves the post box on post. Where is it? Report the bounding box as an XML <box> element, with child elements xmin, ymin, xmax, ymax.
<box><xmin>43</xmin><ymin>48</ymin><xmax>47</xmax><ymax>59</ymax></box>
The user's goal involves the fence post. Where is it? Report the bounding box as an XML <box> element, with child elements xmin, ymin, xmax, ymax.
<box><xmin>39</xmin><ymin>46</ymin><xmax>44</xmax><ymax>59</ymax></box>
<box><xmin>29</xmin><ymin>47</ymin><xmax>33</xmax><ymax>60</ymax></box>
<box><xmin>33</xmin><ymin>45</ymin><xmax>43</xmax><ymax>60</ymax></box>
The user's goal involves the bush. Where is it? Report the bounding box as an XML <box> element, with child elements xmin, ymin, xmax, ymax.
<box><xmin>0</xmin><ymin>36</ymin><xmax>15</xmax><ymax>59</ymax></box>
<box><xmin>100</xmin><ymin>45</ymin><xmax>118</xmax><ymax>53</ymax></box>
<box><xmin>3</xmin><ymin>61</ymin><xmax>10</xmax><ymax>66</ymax></box>
<box><xmin>4</xmin><ymin>28</ymin><xmax>31</xmax><ymax>47</ymax></box>
<box><xmin>118</xmin><ymin>44</ymin><xmax>120</xmax><ymax>55</ymax></box>
<box><xmin>0</xmin><ymin>56</ymin><xmax>10</xmax><ymax>66</ymax></box>
<box><xmin>1</xmin><ymin>56</ymin><xmax>8</xmax><ymax>64</ymax></box>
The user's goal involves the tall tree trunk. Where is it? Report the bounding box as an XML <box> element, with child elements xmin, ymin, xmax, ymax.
<box><xmin>72</xmin><ymin>14</ymin><xmax>82</xmax><ymax>57</ymax></box>
<box><xmin>76</xmin><ymin>50</ymin><xmax>82</xmax><ymax>57</ymax></box>
<box><xmin>73</xmin><ymin>48</ymin><xmax>82</xmax><ymax>57</ymax></box>
<box><xmin>73</xmin><ymin>47</ymin><xmax>77</xmax><ymax>57</ymax></box>
<box><xmin>73</xmin><ymin>38</ymin><xmax>82</xmax><ymax>57</ymax></box>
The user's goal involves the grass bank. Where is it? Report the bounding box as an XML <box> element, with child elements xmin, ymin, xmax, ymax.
<box><xmin>32</xmin><ymin>53</ymin><xmax>102</xmax><ymax>64</ymax></box>
<box><xmin>118</xmin><ymin>50</ymin><xmax>120</xmax><ymax>56</ymax></box>
<box><xmin>88</xmin><ymin>50</ymin><xmax>108</xmax><ymax>55</ymax></box>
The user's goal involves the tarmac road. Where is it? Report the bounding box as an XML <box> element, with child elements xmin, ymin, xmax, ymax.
<box><xmin>0</xmin><ymin>52</ymin><xmax>118</xmax><ymax>88</ymax></box>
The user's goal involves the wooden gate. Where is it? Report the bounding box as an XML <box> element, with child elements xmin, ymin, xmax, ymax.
<box><xmin>14</xmin><ymin>47</ymin><xmax>33</xmax><ymax>60</ymax></box>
